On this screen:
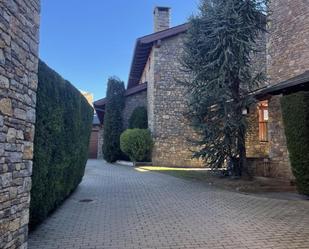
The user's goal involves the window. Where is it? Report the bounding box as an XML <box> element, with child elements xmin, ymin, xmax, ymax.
<box><xmin>258</xmin><ymin>101</ymin><xmax>269</xmax><ymax>142</ymax></box>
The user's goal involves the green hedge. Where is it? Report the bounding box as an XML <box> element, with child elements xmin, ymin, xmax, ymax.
<box><xmin>30</xmin><ymin>60</ymin><xmax>93</xmax><ymax>228</ymax></box>
<box><xmin>129</xmin><ymin>106</ymin><xmax>148</xmax><ymax>129</ymax></box>
<box><xmin>102</xmin><ymin>77</ymin><xmax>125</xmax><ymax>162</ymax></box>
<box><xmin>120</xmin><ymin>129</ymin><xmax>153</xmax><ymax>163</ymax></box>
<box><xmin>281</xmin><ymin>91</ymin><xmax>309</xmax><ymax>195</ymax></box>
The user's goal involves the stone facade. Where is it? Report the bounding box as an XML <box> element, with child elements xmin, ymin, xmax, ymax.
<box><xmin>265</xmin><ymin>0</ymin><xmax>309</xmax><ymax>180</ymax></box>
<box><xmin>246</xmin><ymin>96</ymin><xmax>294</xmax><ymax>180</ymax></box>
<box><xmin>148</xmin><ymin>34</ymin><xmax>203</xmax><ymax>167</ymax></box>
<box><xmin>245</xmin><ymin>0</ymin><xmax>309</xmax><ymax>180</ymax></box>
<box><xmin>267</xmin><ymin>0</ymin><xmax>309</xmax><ymax>84</ymax></box>
<box><xmin>245</xmin><ymin>103</ymin><xmax>269</xmax><ymax>159</ymax></box>
<box><xmin>0</xmin><ymin>1</ymin><xmax>40</xmax><ymax>249</ymax></box>
<box><xmin>122</xmin><ymin>90</ymin><xmax>147</xmax><ymax>129</ymax></box>
<box><xmin>267</xmin><ymin>96</ymin><xmax>293</xmax><ymax>179</ymax></box>
<box><xmin>146</xmin><ymin>8</ymin><xmax>268</xmax><ymax>168</ymax></box>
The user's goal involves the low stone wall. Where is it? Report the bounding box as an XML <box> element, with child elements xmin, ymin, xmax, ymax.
<box><xmin>0</xmin><ymin>0</ymin><xmax>40</xmax><ymax>248</ymax></box>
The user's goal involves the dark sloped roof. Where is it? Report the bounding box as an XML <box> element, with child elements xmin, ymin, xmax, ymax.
<box><xmin>127</xmin><ymin>23</ymin><xmax>188</xmax><ymax>89</ymax></box>
<box><xmin>93</xmin><ymin>97</ymin><xmax>107</xmax><ymax>107</ymax></box>
<box><xmin>125</xmin><ymin>82</ymin><xmax>148</xmax><ymax>96</ymax></box>
<box><xmin>93</xmin><ymin>82</ymin><xmax>148</xmax><ymax>124</ymax></box>
<box><xmin>255</xmin><ymin>71</ymin><xmax>309</xmax><ymax>99</ymax></box>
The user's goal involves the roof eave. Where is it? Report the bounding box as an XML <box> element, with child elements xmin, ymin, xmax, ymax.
<box><xmin>255</xmin><ymin>71</ymin><xmax>309</xmax><ymax>99</ymax></box>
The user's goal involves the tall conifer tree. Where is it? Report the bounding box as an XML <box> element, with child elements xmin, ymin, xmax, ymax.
<box><xmin>103</xmin><ymin>77</ymin><xmax>125</xmax><ymax>162</ymax></box>
<box><xmin>182</xmin><ymin>0</ymin><xmax>268</xmax><ymax>176</ymax></box>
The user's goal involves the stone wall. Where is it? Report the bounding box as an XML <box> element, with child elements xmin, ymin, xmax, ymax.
<box><xmin>148</xmin><ymin>34</ymin><xmax>203</xmax><ymax>167</ymax></box>
<box><xmin>245</xmin><ymin>103</ymin><xmax>269</xmax><ymax>158</ymax></box>
<box><xmin>267</xmin><ymin>0</ymin><xmax>309</xmax><ymax>84</ymax></box>
<box><xmin>147</xmin><ymin>49</ymin><xmax>155</xmax><ymax>133</ymax></box>
<box><xmin>0</xmin><ymin>1</ymin><xmax>40</xmax><ymax>248</ymax></box>
<box><xmin>122</xmin><ymin>90</ymin><xmax>147</xmax><ymax>129</ymax></box>
<box><xmin>268</xmin><ymin>96</ymin><xmax>293</xmax><ymax>179</ymax></box>
<box><xmin>265</xmin><ymin>0</ymin><xmax>309</xmax><ymax>180</ymax></box>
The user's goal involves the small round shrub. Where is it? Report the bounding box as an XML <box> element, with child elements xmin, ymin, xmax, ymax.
<box><xmin>129</xmin><ymin>106</ymin><xmax>148</xmax><ymax>129</ymax></box>
<box><xmin>120</xmin><ymin>129</ymin><xmax>153</xmax><ymax>163</ymax></box>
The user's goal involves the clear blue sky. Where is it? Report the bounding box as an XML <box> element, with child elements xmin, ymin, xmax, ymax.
<box><xmin>39</xmin><ymin>0</ymin><xmax>199</xmax><ymax>101</ymax></box>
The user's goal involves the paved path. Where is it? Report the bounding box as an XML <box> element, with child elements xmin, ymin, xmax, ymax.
<box><xmin>28</xmin><ymin>160</ymin><xmax>309</xmax><ymax>249</ymax></box>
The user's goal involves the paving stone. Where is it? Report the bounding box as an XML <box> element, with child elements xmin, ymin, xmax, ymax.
<box><xmin>28</xmin><ymin>160</ymin><xmax>309</xmax><ymax>249</ymax></box>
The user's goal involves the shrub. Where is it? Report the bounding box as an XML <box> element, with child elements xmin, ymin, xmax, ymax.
<box><xmin>30</xmin><ymin>60</ymin><xmax>93</xmax><ymax>228</ymax></box>
<box><xmin>120</xmin><ymin>129</ymin><xmax>153</xmax><ymax>163</ymax></box>
<box><xmin>281</xmin><ymin>91</ymin><xmax>309</xmax><ymax>195</ymax></box>
<box><xmin>129</xmin><ymin>106</ymin><xmax>148</xmax><ymax>129</ymax></box>
<box><xmin>102</xmin><ymin>77</ymin><xmax>125</xmax><ymax>162</ymax></box>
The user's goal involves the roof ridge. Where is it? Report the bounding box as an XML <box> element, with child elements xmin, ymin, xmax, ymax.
<box><xmin>138</xmin><ymin>23</ymin><xmax>188</xmax><ymax>41</ymax></box>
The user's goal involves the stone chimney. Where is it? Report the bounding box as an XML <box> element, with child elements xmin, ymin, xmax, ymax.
<box><xmin>154</xmin><ymin>7</ymin><xmax>171</xmax><ymax>32</ymax></box>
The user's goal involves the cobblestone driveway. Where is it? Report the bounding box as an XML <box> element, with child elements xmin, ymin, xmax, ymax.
<box><xmin>28</xmin><ymin>160</ymin><xmax>309</xmax><ymax>249</ymax></box>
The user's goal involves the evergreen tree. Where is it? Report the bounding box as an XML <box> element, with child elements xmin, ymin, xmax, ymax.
<box><xmin>103</xmin><ymin>77</ymin><xmax>125</xmax><ymax>162</ymax></box>
<box><xmin>182</xmin><ymin>0</ymin><xmax>268</xmax><ymax>176</ymax></box>
<box><xmin>129</xmin><ymin>106</ymin><xmax>148</xmax><ymax>129</ymax></box>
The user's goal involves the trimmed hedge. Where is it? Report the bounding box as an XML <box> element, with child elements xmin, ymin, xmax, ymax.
<box><xmin>281</xmin><ymin>91</ymin><xmax>309</xmax><ymax>195</ymax></box>
<box><xmin>120</xmin><ymin>129</ymin><xmax>153</xmax><ymax>163</ymax></box>
<box><xmin>129</xmin><ymin>106</ymin><xmax>148</xmax><ymax>129</ymax></box>
<box><xmin>102</xmin><ymin>77</ymin><xmax>125</xmax><ymax>162</ymax></box>
<box><xmin>30</xmin><ymin>60</ymin><xmax>93</xmax><ymax>228</ymax></box>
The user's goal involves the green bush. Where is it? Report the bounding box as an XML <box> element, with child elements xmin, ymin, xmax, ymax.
<box><xmin>129</xmin><ymin>106</ymin><xmax>148</xmax><ymax>129</ymax></box>
<box><xmin>102</xmin><ymin>77</ymin><xmax>125</xmax><ymax>162</ymax></box>
<box><xmin>30</xmin><ymin>60</ymin><xmax>93</xmax><ymax>228</ymax></box>
<box><xmin>281</xmin><ymin>91</ymin><xmax>309</xmax><ymax>195</ymax></box>
<box><xmin>120</xmin><ymin>129</ymin><xmax>153</xmax><ymax>163</ymax></box>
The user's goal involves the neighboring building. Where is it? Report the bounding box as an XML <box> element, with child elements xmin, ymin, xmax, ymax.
<box><xmin>81</xmin><ymin>91</ymin><xmax>94</xmax><ymax>107</ymax></box>
<box><xmin>95</xmin><ymin>3</ymin><xmax>309</xmax><ymax>180</ymax></box>
<box><xmin>79</xmin><ymin>91</ymin><xmax>102</xmax><ymax>159</ymax></box>
<box><xmin>88</xmin><ymin>114</ymin><xmax>101</xmax><ymax>159</ymax></box>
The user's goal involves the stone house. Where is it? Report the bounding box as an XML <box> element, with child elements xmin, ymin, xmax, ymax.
<box><xmin>246</xmin><ymin>0</ymin><xmax>309</xmax><ymax>181</ymax></box>
<box><xmin>95</xmin><ymin>7</ymin><xmax>202</xmax><ymax>167</ymax></box>
<box><xmin>95</xmin><ymin>3</ymin><xmax>309</xmax><ymax>181</ymax></box>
